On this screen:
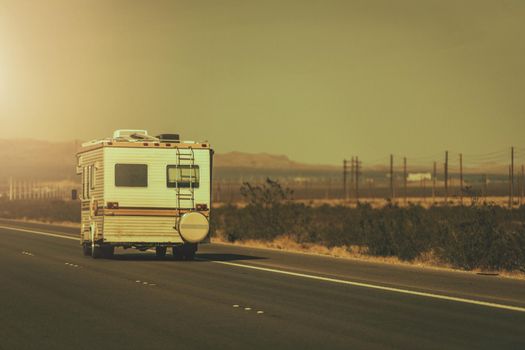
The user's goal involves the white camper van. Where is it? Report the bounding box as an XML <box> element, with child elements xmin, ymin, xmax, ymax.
<box><xmin>76</xmin><ymin>130</ymin><xmax>213</xmax><ymax>260</ymax></box>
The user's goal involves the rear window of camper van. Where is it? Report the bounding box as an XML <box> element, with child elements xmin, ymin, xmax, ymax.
<box><xmin>115</xmin><ymin>164</ymin><xmax>148</xmax><ymax>187</ymax></box>
<box><xmin>166</xmin><ymin>165</ymin><xmax>200</xmax><ymax>188</ymax></box>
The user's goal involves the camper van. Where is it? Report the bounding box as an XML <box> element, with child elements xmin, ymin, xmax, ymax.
<box><xmin>76</xmin><ymin>130</ymin><xmax>213</xmax><ymax>260</ymax></box>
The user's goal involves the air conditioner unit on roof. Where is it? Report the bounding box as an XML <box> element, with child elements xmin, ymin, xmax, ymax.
<box><xmin>113</xmin><ymin>129</ymin><xmax>149</xmax><ymax>139</ymax></box>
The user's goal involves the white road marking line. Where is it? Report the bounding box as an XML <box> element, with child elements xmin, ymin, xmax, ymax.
<box><xmin>1</xmin><ymin>225</ymin><xmax>77</xmax><ymax>241</ymax></box>
<box><xmin>135</xmin><ymin>280</ymin><xmax>155</xmax><ymax>286</ymax></box>
<box><xmin>4</xmin><ymin>224</ymin><xmax>525</xmax><ymax>314</ymax></box>
<box><xmin>64</xmin><ymin>262</ymin><xmax>80</xmax><ymax>268</ymax></box>
<box><xmin>210</xmin><ymin>260</ymin><xmax>525</xmax><ymax>313</ymax></box>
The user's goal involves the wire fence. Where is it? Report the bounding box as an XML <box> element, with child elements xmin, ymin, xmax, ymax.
<box><xmin>1</xmin><ymin>147</ymin><xmax>523</xmax><ymax>207</ymax></box>
<box><xmin>212</xmin><ymin>147</ymin><xmax>525</xmax><ymax>207</ymax></box>
<box><xmin>0</xmin><ymin>179</ymin><xmax>79</xmax><ymax>201</ymax></box>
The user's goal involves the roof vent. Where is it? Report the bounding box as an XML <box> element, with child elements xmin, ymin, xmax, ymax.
<box><xmin>156</xmin><ymin>133</ymin><xmax>180</xmax><ymax>143</ymax></box>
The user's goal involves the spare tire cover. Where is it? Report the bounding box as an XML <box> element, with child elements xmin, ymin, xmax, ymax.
<box><xmin>178</xmin><ymin>212</ymin><xmax>209</xmax><ymax>243</ymax></box>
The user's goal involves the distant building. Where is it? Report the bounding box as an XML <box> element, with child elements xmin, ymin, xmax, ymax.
<box><xmin>407</xmin><ymin>172</ymin><xmax>432</xmax><ymax>182</ymax></box>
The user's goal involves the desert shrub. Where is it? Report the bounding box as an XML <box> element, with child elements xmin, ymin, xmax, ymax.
<box><xmin>338</xmin><ymin>204</ymin><xmax>434</xmax><ymax>261</ymax></box>
<box><xmin>434</xmin><ymin>205</ymin><xmax>525</xmax><ymax>270</ymax></box>
<box><xmin>233</xmin><ymin>178</ymin><xmax>295</xmax><ymax>241</ymax></box>
<box><xmin>210</xmin><ymin>180</ymin><xmax>525</xmax><ymax>271</ymax></box>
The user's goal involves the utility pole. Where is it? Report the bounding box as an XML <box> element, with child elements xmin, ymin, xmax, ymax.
<box><xmin>520</xmin><ymin>164</ymin><xmax>525</xmax><ymax>205</ymax></box>
<box><xmin>517</xmin><ymin>170</ymin><xmax>522</xmax><ymax>208</ymax></box>
<box><xmin>350</xmin><ymin>157</ymin><xmax>355</xmax><ymax>200</ymax></box>
<box><xmin>343</xmin><ymin>159</ymin><xmax>348</xmax><ymax>201</ymax></box>
<box><xmin>459</xmin><ymin>153</ymin><xmax>463</xmax><ymax>205</ymax></box>
<box><xmin>509</xmin><ymin>165</ymin><xmax>512</xmax><ymax>208</ymax></box>
<box><xmin>432</xmin><ymin>161</ymin><xmax>436</xmax><ymax>204</ymax></box>
<box><xmin>403</xmin><ymin>157</ymin><xmax>407</xmax><ymax>205</ymax></box>
<box><xmin>444</xmin><ymin>151</ymin><xmax>449</xmax><ymax>205</ymax></box>
<box><xmin>355</xmin><ymin>156</ymin><xmax>360</xmax><ymax>203</ymax></box>
<box><xmin>390</xmin><ymin>154</ymin><xmax>395</xmax><ymax>202</ymax></box>
<box><xmin>510</xmin><ymin>146</ymin><xmax>515</xmax><ymax>208</ymax></box>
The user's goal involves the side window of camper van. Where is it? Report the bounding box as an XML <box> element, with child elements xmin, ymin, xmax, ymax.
<box><xmin>82</xmin><ymin>166</ymin><xmax>89</xmax><ymax>199</ymax></box>
<box><xmin>115</xmin><ymin>164</ymin><xmax>148</xmax><ymax>187</ymax></box>
<box><xmin>90</xmin><ymin>165</ymin><xmax>96</xmax><ymax>190</ymax></box>
<box><xmin>87</xmin><ymin>166</ymin><xmax>91</xmax><ymax>198</ymax></box>
<box><xmin>166</xmin><ymin>165</ymin><xmax>200</xmax><ymax>188</ymax></box>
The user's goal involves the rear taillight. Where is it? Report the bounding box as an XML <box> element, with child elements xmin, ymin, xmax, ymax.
<box><xmin>107</xmin><ymin>202</ymin><xmax>119</xmax><ymax>209</ymax></box>
<box><xmin>196</xmin><ymin>203</ymin><xmax>208</xmax><ymax>211</ymax></box>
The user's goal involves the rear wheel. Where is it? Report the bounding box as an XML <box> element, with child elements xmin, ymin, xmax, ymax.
<box><xmin>172</xmin><ymin>245</ymin><xmax>183</xmax><ymax>260</ymax></box>
<box><xmin>92</xmin><ymin>246</ymin><xmax>103</xmax><ymax>259</ymax></box>
<box><xmin>182</xmin><ymin>243</ymin><xmax>197</xmax><ymax>261</ymax></box>
<box><xmin>156</xmin><ymin>246</ymin><xmax>167</xmax><ymax>259</ymax></box>
<box><xmin>92</xmin><ymin>245</ymin><xmax>114</xmax><ymax>259</ymax></box>
<box><xmin>82</xmin><ymin>243</ymin><xmax>92</xmax><ymax>256</ymax></box>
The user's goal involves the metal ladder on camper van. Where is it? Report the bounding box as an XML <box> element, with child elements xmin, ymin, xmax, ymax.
<box><xmin>174</xmin><ymin>147</ymin><xmax>196</xmax><ymax>222</ymax></box>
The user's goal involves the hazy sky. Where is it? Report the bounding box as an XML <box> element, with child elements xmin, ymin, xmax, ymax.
<box><xmin>1</xmin><ymin>0</ymin><xmax>524</xmax><ymax>165</ymax></box>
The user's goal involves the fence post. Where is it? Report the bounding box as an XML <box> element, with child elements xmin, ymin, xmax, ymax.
<box><xmin>9</xmin><ymin>177</ymin><xmax>13</xmax><ymax>201</ymax></box>
<box><xmin>459</xmin><ymin>153</ymin><xmax>463</xmax><ymax>205</ymax></box>
<box><xmin>403</xmin><ymin>157</ymin><xmax>407</xmax><ymax>206</ymax></box>
<box><xmin>444</xmin><ymin>151</ymin><xmax>448</xmax><ymax>205</ymax></box>
<box><xmin>390</xmin><ymin>154</ymin><xmax>395</xmax><ymax>202</ymax></box>
<box><xmin>432</xmin><ymin>161</ymin><xmax>436</xmax><ymax>205</ymax></box>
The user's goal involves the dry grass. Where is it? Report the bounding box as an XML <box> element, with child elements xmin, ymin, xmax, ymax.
<box><xmin>213</xmin><ymin>196</ymin><xmax>516</xmax><ymax>209</ymax></box>
<box><xmin>212</xmin><ymin>234</ymin><xmax>525</xmax><ymax>280</ymax></box>
<box><xmin>299</xmin><ymin>197</ymin><xmax>513</xmax><ymax>208</ymax></box>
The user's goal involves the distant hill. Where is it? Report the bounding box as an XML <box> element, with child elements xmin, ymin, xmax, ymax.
<box><xmin>0</xmin><ymin>139</ymin><xmax>78</xmax><ymax>181</ymax></box>
<box><xmin>214</xmin><ymin>151</ymin><xmax>336</xmax><ymax>170</ymax></box>
<box><xmin>0</xmin><ymin>139</ymin><xmax>337</xmax><ymax>182</ymax></box>
<box><xmin>0</xmin><ymin>139</ymin><xmax>509</xmax><ymax>184</ymax></box>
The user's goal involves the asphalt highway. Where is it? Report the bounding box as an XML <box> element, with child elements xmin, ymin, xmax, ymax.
<box><xmin>1</xmin><ymin>219</ymin><xmax>524</xmax><ymax>349</ymax></box>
